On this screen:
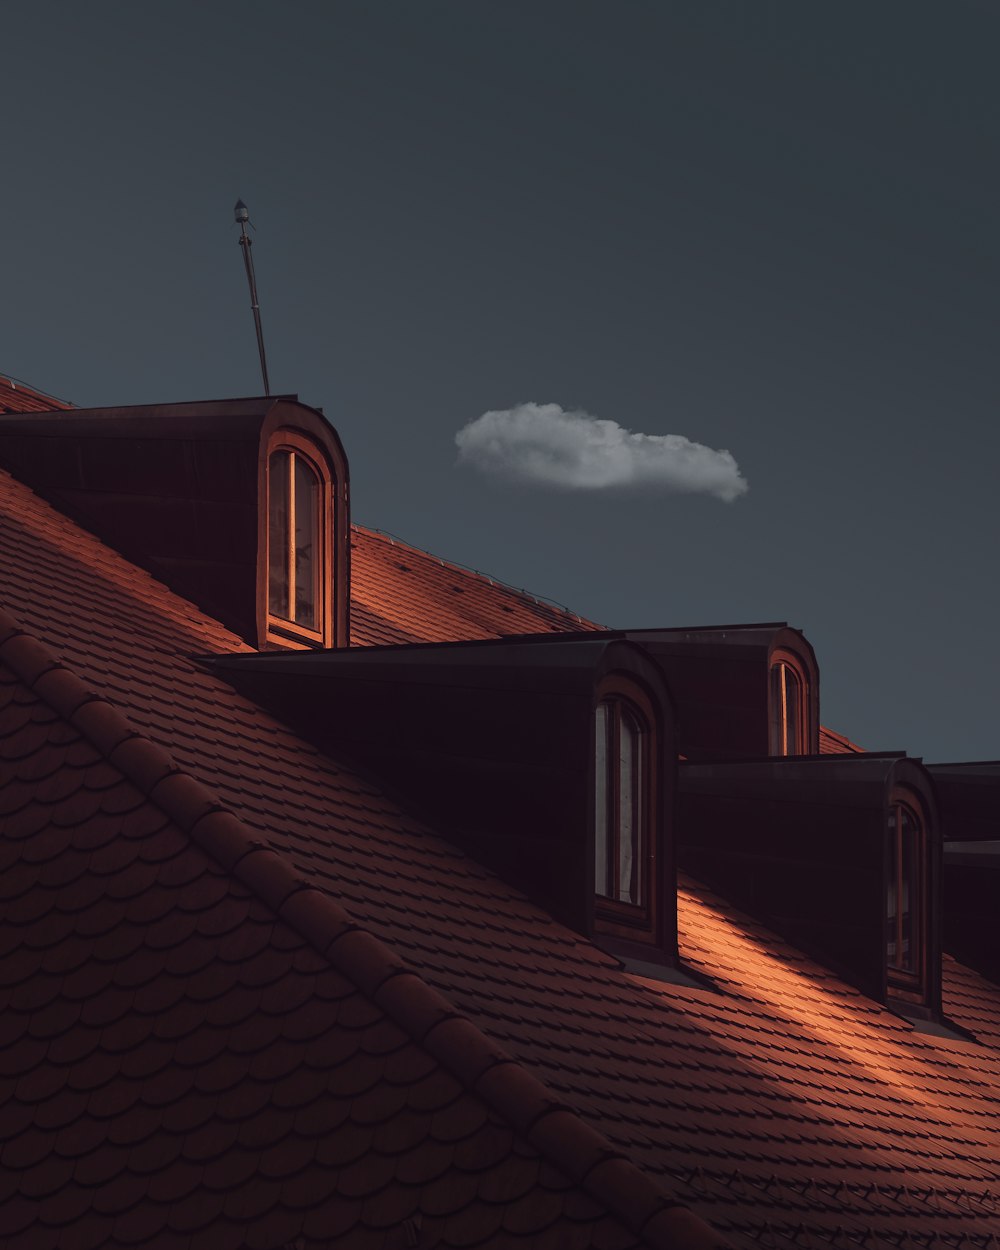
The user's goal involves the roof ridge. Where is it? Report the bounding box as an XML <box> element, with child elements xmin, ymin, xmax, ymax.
<box><xmin>352</xmin><ymin>523</ymin><xmax>604</xmax><ymax>626</ymax></box>
<box><xmin>0</xmin><ymin>605</ymin><xmax>730</xmax><ymax>1250</ymax></box>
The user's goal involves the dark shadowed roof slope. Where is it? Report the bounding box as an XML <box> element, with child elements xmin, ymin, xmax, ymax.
<box><xmin>0</xmin><ymin>649</ymin><xmax>678</xmax><ymax>1250</ymax></box>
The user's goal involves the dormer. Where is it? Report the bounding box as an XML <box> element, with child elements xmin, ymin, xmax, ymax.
<box><xmin>926</xmin><ymin>761</ymin><xmax>1000</xmax><ymax>986</ymax></box>
<box><xmin>677</xmin><ymin>754</ymin><xmax>942</xmax><ymax>1019</ymax></box>
<box><xmin>623</xmin><ymin>623</ymin><xmax>820</xmax><ymax>760</ymax></box>
<box><xmin>206</xmin><ymin>634</ymin><xmax>679</xmax><ymax>965</ymax></box>
<box><xmin>0</xmin><ymin>396</ymin><xmax>350</xmax><ymax>650</ymax></box>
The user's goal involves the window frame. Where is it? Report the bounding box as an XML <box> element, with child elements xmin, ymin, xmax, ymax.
<box><xmin>768</xmin><ymin>648</ymin><xmax>810</xmax><ymax>756</ymax></box>
<box><xmin>264</xmin><ymin>430</ymin><xmax>334</xmax><ymax>650</ymax></box>
<box><xmin>885</xmin><ymin>787</ymin><xmax>929</xmax><ymax>1007</ymax></box>
<box><xmin>593</xmin><ymin>675</ymin><xmax>659</xmax><ymax>945</ymax></box>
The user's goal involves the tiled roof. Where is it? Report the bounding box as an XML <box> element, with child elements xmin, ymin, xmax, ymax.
<box><xmin>0</xmin><ymin>374</ymin><xmax>71</xmax><ymax>414</ymax></box>
<box><xmin>0</xmin><ymin>650</ymin><xmax>663</xmax><ymax>1250</ymax></box>
<box><xmin>818</xmin><ymin>725</ymin><xmax>865</xmax><ymax>754</ymax></box>
<box><xmin>0</xmin><ymin>470</ymin><xmax>718</xmax><ymax>1246</ymax></box>
<box><xmin>2</xmin><ymin>434</ymin><xmax>999</xmax><ymax>1247</ymax></box>
<box><xmin>350</xmin><ymin>525</ymin><xmax>605</xmax><ymax>645</ymax></box>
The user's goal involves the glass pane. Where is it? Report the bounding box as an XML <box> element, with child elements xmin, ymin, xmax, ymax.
<box><xmin>594</xmin><ymin>704</ymin><xmax>609</xmax><ymax>897</ymax></box>
<box><xmin>293</xmin><ymin>455</ymin><xmax>320</xmax><ymax>629</ymax></box>
<box><xmin>768</xmin><ymin>664</ymin><xmax>783</xmax><ymax>754</ymax></box>
<box><xmin>783</xmin><ymin>666</ymin><xmax>800</xmax><ymax>755</ymax></box>
<box><xmin>886</xmin><ymin>805</ymin><xmax>899</xmax><ymax>967</ymax></box>
<box><xmin>618</xmin><ymin>708</ymin><xmax>640</xmax><ymax>905</ymax></box>
<box><xmin>899</xmin><ymin>805</ymin><xmax>917</xmax><ymax>972</ymax></box>
<box><xmin>268</xmin><ymin>451</ymin><xmax>290</xmax><ymax>620</ymax></box>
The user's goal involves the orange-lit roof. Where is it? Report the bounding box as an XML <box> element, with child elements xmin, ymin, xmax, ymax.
<box><xmin>350</xmin><ymin>524</ymin><xmax>605</xmax><ymax>645</ymax></box>
<box><xmin>0</xmin><ymin>373</ymin><xmax>71</xmax><ymax>414</ymax></box>
<box><xmin>819</xmin><ymin>724</ymin><xmax>866</xmax><ymax>754</ymax></box>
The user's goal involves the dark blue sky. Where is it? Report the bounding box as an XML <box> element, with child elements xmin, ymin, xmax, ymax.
<box><xmin>4</xmin><ymin>2</ymin><xmax>999</xmax><ymax>759</ymax></box>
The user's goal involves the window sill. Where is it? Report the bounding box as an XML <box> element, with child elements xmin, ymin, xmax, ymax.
<box><xmin>594</xmin><ymin>929</ymin><xmax>675</xmax><ymax>972</ymax></box>
<box><xmin>265</xmin><ymin>620</ymin><xmax>326</xmax><ymax>651</ymax></box>
<box><xmin>620</xmin><ymin>954</ymin><xmax>720</xmax><ymax>993</ymax></box>
<box><xmin>887</xmin><ymin>1004</ymin><xmax>978</xmax><ymax>1045</ymax></box>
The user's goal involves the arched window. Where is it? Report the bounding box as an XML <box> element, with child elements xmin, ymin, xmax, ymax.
<box><xmin>887</xmin><ymin>793</ymin><xmax>926</xmax><ymax>999</ymax></box>
<box><xmin>769</xmin><ymin>652</ymin><xmax>808</xmax><ymax>756</ymax></box>
<box><xmin>266</xmin><ymin>435</ymin><xmax>331</xmax><ymax>646</ymax></box>
<box><xmin>594</xmin><ymin>679</ymin><xmax>658</xmax><ymax>940</ymax></box>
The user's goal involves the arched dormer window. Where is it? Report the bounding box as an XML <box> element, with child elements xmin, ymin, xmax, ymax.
<box><xmin>594</xmin><ymin>678</ymin><xmax>659</xmax><ymax>943</ymax></box>
<box><xmin>886</xmin><ymin>789</ymin><xmax>928</xmax><ymax>1005</ymax></box>
<box><xmin>768</xmin><ymin>649</ymin><xmax>811</xmax><ymax>756</ymax></box>
<box><xmin>265</xmin><ymin>431</ymin><xmax>334</xmax><ymax>648</ymax></box>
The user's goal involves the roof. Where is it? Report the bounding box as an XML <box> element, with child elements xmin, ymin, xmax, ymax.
<box><xmin>0</xmin><ymin>633</ymin><xmax>670</xmax><ymax>1250</ymax></box>
<box><xmin>0</xmin><ymin>373</ymin><xmax>72</xmax><ymax>414</ymax></box>
<box><xmin>818</xmin><ymin>725</ymin><xmax>865</xmax><ymax>754</ymax></box>
<box><xmin>0</xmin><ymin>465</ymin><xmax>718</xmax><ymax>1246</ymax></box>
<box><xmin>1</xmin><ymin>399</ymin><xmax>999</xmax><ymax>1247</ymax></box>
<box><xmin>349</xmin><ymin>524</ymin><xmax>605</xmax><ymax>645</ymax></box>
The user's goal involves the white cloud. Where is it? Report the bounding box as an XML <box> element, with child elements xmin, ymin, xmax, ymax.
<box><xmin>455</xmin><ymin>402</ymin><xmax>748</xmax><ymax>502</ymax></box>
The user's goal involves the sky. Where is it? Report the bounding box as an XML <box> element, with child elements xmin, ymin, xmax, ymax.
<box><xmin>3</xmin><ymin>1</ymin><xmax>999</xmax><ymax>761</ymax></box>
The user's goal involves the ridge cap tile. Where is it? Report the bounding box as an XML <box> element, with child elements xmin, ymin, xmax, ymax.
<box><xmin>234</xmin><ymin>845</ymin><xmax>308</xmax><ymax>914</ymax></box>
<box><xmin>326</xmin><ymin>930</ymin><xmax>418</xmax><ymax>1002</ymax></box>
<box><xmin>67</xmin><ymin>698</ymin><xmax>137</xmax><ymax>759</ymax></box>
<box><xmin>108</xmin><ymin>736</ymin><xmax>178</xmax><ymax>796</ymax></box>
<box><xmin>0</xmin><ymin>629</ymin><xmax>62</xmax><ymax>687</ymax></box>
<box><xmin>474</xmin><ymin>1060</ymin><xmax>563</xmax><ymax>1138</ymax></box>
<box><xmin>277</xmin><ymin>883</ymin><xmax>355</xmax><ymax>954</ymax></box>
<box><xmin>422</xmin><ymin>1015</ymin><xmax>510</xmax><ymax>1090</ymax></box>
<box><xmin>32</xmin><ymin>668</ymin><xmax>94</xmax><ymax>721</ymax></box>
<box><xmin>528</xmin><ymin>1108</ymin><xmax>623</xmax><ymax>1186</ymax></box>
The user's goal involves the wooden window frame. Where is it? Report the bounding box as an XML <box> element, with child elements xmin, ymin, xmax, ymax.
<box><xmin>886</xmin><ymin>788</ymin><xmax>928</xmax><ymax>1007</ymax></box>
<box><xmin>768</xmin><ymin>650</ymin><xmax>809</xmax><ymax>756</ymax></box>
<box><xmin>594</xmin><ymin>676</ymin><xmax>659</xmax><ymax>945</ymax></box>
<box><xmin>265</xmin><ymin>431</ymin><xmax>333</xmax><ymax>650</ymax></box>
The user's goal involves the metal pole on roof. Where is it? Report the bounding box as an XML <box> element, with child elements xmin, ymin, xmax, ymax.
<box><xmin>234</xmin><ymin>199</ymin><xmax>271</xmax><ymax>397</ymax></box>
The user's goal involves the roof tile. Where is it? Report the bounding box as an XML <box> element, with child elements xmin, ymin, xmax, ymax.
<box><xmin>360</xmin><ymin>1180</ymin><xmax>421</xmax><ymax>1230</ymax></box>
<box><xmin>420</xmin><ymin>1166</ymin><xmax>486</xmax><ymax>1219</ymax></box>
